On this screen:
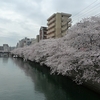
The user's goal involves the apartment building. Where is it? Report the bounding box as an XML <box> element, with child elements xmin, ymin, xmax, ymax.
<box><xmin>39</xmin><ymin>26</ymin><xmax>47</xmax><ymax>40</ymax></box>
<box><xmin>47</xmin><ymin>12</ymin><xmax>72</xmax><ymax>39</ymax></box>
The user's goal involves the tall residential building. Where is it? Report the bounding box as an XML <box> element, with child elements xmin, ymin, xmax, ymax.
<box><xmin>39</xmin><ymin>26</ymin><xmax>47</xmax><ymax>40</ymax></box>
<box><xmin>47</xmin><ymin>12</ymin><xmax>72</xmax><ymax>39</ymax></box>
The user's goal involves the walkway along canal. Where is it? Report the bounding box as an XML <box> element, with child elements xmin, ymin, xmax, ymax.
<box><xmin>0</xmin><ymin>57</ymin><xmax>100</xmax><ymax>100</ymax></box>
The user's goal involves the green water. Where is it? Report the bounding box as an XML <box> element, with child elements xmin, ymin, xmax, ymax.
<box><xmin>0</xmin><ymin>57</ymin><xmax>100</xmax><ymax>100</ymax></box>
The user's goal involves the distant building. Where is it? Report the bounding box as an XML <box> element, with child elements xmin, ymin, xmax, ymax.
<box><xmin>0</xmin><ymin>45</ymin><xmax>15</xmax><ymax>52</ymax></box>
<box><xmin>24</xmin><ymin>37</ymin><xmax>31</xmax><ymax>46</ymax></box>
<box><xmin>3</xmin><ymin>44</ymin><xmax>10</xmax><ymax>52</ymax></box>
<box><xmin>16</xmin><ymin>40</ymin><xmax>24</xmax><ymax>48</ymax></box>
<box><xmin>47</xmin><ymin>12</ymin><xmax>72</xmax><ymax>39</ymax></box>
<box><xmin>16</xmin><ymin>37</ymin><xmax>32</xmax><ymax>48</ymax></box>
<box><xmin>36</xmin><ymin>35</ymin><xmax>40</xmax><ymax>42</ymax></box>
<box><xmin>0</xmin><ymin>46</ymin><xmax>3</xmax><ymax>52</ymax></box>
<box><xmin>31</xmin><ymin>38</ymin><xmax>37</xmax><ymax>44</ymax></box>
<box><xmin>39</xmin><ymin>26</ymin><xmax>47</xmax><ymax>40</ymax></box>
<box><xmin>9</xmin><ymin>47</ymin><xmax>15</xmax><ymax>51</ymax></box>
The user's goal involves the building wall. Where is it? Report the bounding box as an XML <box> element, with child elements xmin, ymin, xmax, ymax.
<box><xmin>39</xmin><ymin>27</ymin><xmax>47</xmax><ymax>40</ymax></box>
<box><xmin>47</xmin><ymin>14</ymin><xmax>56</xmax><ymax>39</ymax></box>
<box><xmin>55</xmin><ymin>13</ymin><xmax>61</xmax><ymax>38</ymax></box>
<box><xmin>16</xmin><ymin>37</ymin><xmax>32</xmax><ymax>48</ymax></box>
<box><xmin>24</xmin><ymin>37</ymin><xmax>31</xmax><ymax>46</ymax></box>
<box><xmin>47</xmin><ymin>12</ymin><xmax>71</xmax><ymax>39</ymax></box>
<box><xmin>36</xmin><ymin>35</ymin><xmax>40</xmax><ymax>42</ymax></box>
<box><xmin>0</xmin><ymin>46</ymin><xmax>3</xmax><ymax>52</ymax></box>
<box><xmin>61</xmin><ymin>14</ymin><xmax>71</xmax><ymax>36</ymax></box>
<box><xmin>31</xmin><ymin>38</ymin><xmax>36</xmax><ymax>44</ymax></box>
<box><xmin>3</xmin><ymin>44</ymin><xmax>10</xmax><ymax>52</ymax></box>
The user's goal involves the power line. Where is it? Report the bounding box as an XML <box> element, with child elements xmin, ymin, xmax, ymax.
<box><xmin>73</xmin><ymin>2</ymin><xmax>100</xmax><ymax>22</ymax></box>
<box><xmin>72</xmin><ymin>0</ymin><xmax>98</xmax><ymax>18</ymax></box>
<box><xmin>72</xmin><ymin>0</ymin><xmax>100</xmax><ymax>24</ymax></box>
<box><xmin>94</xmin><ymin>12</ymin><xmax>100</xmax><ymax>16</ymax></box>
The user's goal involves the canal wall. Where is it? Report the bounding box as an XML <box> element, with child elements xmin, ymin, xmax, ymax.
<box><xmin>11</xmin><ymin>16</ymin><xmax>100</xmax><ymax>94</ymax></box>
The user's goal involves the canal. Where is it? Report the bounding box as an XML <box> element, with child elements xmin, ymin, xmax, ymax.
<box><xmin>0</xmin><ymin>57</ymin><xmax>100</xmax><ymax>100</ymax></box>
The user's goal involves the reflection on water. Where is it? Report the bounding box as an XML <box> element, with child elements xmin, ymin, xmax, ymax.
<box><xmin>11</xmin><ymin>58</ymin><xmax>100</xmax><ymax>100</ymax></box>
<box><xmin>0</xmin><ymin>57</ymin><xmax>9</xmax><ymax>64</ymax></box>
<box><xmin>0</xmin><ymin>57</ymin><xmax>100</xmax><ymax>100</ymax></box>
<box><xmin>2</xmin><ymin>57</ymin><xmax>9</xmax><ymax>63</ymax></box>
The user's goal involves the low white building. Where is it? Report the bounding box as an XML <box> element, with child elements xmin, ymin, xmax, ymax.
<box><xmin>16</xmin><ymin>37</ymin><xmax>32</xmax><ymax>48</ymax></box>
<box><xmin>3</xmin><ymin>44</ymin><xmax>10</xmax><ymax>52</ymax></box>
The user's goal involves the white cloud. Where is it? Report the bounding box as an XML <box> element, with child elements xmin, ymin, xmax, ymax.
<box><xmin>0</xmin><ymin>9</ymin><xmax>24</xmax><ymax>23</ymax></box>
<box><xmin>0</xmin><ymin>0</ymin><xmax>98</xmax><ymax>46</ymax></box>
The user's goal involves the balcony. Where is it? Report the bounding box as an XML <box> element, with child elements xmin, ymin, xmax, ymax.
<box><xmin>47</xmin><ymin>23</ymin><xmax>55</xmax><ymax>30</ymax></box>
<box><xmin>61</xmin><ymin>25</ymin><xmax>67</xmax><ymax>31</ymax></box>
<box><xmin>62</xmin><ymin>17</ymin><xmax>71</xmax><ymax>23</ymax></box>
<box><xmin>61</xmin><ymin>31</ymin><xmax>67</xmax><ymax>36</ymax></box>
<box><xmin>47</xmin><ymin>18</ymin><xmax>56</xmax><ymax>25</ymax></box>
<box><xmin>47</xmin><ymin>28</ymin><xmax>55</xmax><ymax>34</ymax></box>
<box><xmin>61</xmin><ymin>22</ymin><xmax>67</xmax><ymax>26</ymax></box>
<box><xmin>68</xmin><ymin>23</ymin><xmax>71</xmax><ymax>27</ymax></box>
<box><xmin>62</xmin><ymin>18</ymin><xmax>72</xmax><ymax>25</ymax></box>
<box><xmin>47</xmin><ymin>33</ymin><xmax>55</xmax><ymax>39</ymax></box>
<box><xmin>62</xmin><ymin>16</ymin><xmax>68</xmax><ymax>20</ymax></box>
<box><xmin>47</xmin><ymin>13</ymin><xmax>56</xmax><ymax>21</ymax></box>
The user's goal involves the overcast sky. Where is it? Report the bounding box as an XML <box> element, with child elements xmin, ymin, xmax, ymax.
<box><xmin>0</xmin><ymin>0</ymin><xmax>99</xmax><ymax>46</ymax></box>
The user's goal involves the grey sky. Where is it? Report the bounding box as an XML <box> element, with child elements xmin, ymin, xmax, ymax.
<box><xmin>0</xmin><ymin>0</ymin><xmax>99</xmax><ymax>46</ymax></box>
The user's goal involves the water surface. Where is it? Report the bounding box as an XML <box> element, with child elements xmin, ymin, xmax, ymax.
<box><xmin>0</xmin><ymin>57</ymin><xmax>100</xmax><ymax>100</ymax></box>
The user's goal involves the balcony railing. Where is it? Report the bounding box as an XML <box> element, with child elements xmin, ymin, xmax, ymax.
<box><xmin>47</xmin><ymin>18</ymin><xmax>56</xmax><ymax>25</ymax></box>
<box><xmin>47</xmin><ymin>23</ymin><xmax>55</xmax><ymax>30</ymax></box>
<box><xmin>47</xmin><ymin>28</ymin><xmax>55</xmax><ymax>34</ymax></box>
<box><xmin>61</xmin><ymin>25</ymin><xmax>67</xmax><ymax>31</ymax></box>
<box><xmin>47</xmin><ymin>33</ymin><xmax>55</xmax><ymax>39</ymax></box>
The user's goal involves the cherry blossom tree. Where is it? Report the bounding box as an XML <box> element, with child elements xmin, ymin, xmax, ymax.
<box><xmin>11</xmin><ymin>16</ymin><xmax>100</xmax><ymax>84</ymax></box>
